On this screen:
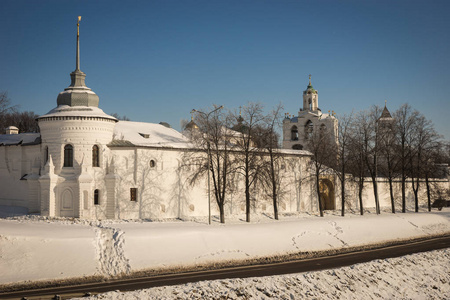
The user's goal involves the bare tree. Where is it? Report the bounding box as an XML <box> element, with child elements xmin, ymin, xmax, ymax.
<box><xmin>2</xmin><ymin>111</ymin><xmax>40</xmax><ymax>133</ymax></box>
<box><xmin>306</xmin><ymin>124</ymin><xmax>337</xmax><ymax>217</ymax></box>
<box><xmin>394</xmin><ymin>104</ymin><xmax>419</xmax><ymax>212</ymax></box>
<box><xmin>409</xmin><ymin>114</ymin><xmax>441</xmax><ymax>212</ymax></box>
<box><xmin>334</xmin><ymin>112</ymin><xmax>353</xmax><ymax>216</ymax></box>
<box><xmin>110</xmin><ymin>113</ymin><xmax>130</xmax><ymax>121</ymax></box>
<box><xmin>378</xmin><ymin>112</ymin><xmax>399</xmax><ymax>214</ymax></box>
<box><xmin>233</xmin><ymin>103</ymin><xmax>266</xmax><ymax>222</ymax></box>
<box><xmin>186</xmin><ymin>106</ymin><xmax>234</xmax><ymax>223</ymax></box>
<box><xmin>347</xmin><ymin>114</ymin><xmax>367</xmax><ymax>215</ymax></box>
<box><xmin>254</xmin><ymin>103</ymin><xmax>283</xmax><ymax>220</ymax></box>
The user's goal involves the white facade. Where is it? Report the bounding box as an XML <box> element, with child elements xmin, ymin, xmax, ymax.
<box><xmin>0</xmin><ymin>26</ymin><xmax>447</xmax><ymax>219</ymax></box>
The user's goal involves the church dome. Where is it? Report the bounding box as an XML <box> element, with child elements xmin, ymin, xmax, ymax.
<box><xmin>303</xmin><ymin>75</ymin><xmax>318</xmax><ymax>95</ymax></box>
<box><xmin>185</xmin><ymin>120</ymin><xmax>199</xmax><ymax>130</ymax></box>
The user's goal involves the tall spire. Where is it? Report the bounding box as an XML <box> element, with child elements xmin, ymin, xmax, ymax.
<box><xmin>56</xmin><ymin>16</ymin><xmax>100</xmax><ymax>107</ymax></box>
<box><xmin>76</xmin><ymin>16</ymin><xmax>81</xmax><ymax>71</ymax></box>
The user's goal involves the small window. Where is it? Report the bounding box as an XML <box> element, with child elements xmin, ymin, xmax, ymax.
<box><xmin>150</xmin><ymin>160</ymin><xmax>156</xmax><ymax>168</ymax></box>
<box><xmin>291</xmin><ymin>126</ymin><xmax>298</xmax><ymax>141</ymax></box>
<box><xmin>92</xmin><ymin>145</ymin><xmax>100</xmax><ymax>167</ymax></box>
<box><xmin>94</xmin><ymin>189</ymin><xmax>99</xmax><ymax>205</ymax></box>
<box><xmin>64</xmin><ymin>144</ymin><xmax>73</xmax><ymax>167</ymax></box>
<box><xmin>130</xmin><ymin>188</ymin><xmax>137</xmax><ymax>202</ymax></box>
<box><xmin>44</xmin><ymin>146</ymin><xmax>49</xmax><ymax>164</ymax></box>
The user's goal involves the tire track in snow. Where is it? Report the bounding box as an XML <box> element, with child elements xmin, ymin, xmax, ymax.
<box><xmin>95</xmin><ymin>226</ymin><xmax>131</xmax><ymax>277</ymax></box>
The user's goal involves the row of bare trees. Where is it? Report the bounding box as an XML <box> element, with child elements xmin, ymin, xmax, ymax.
<box><xmin>184</xmin><ymin>102</ymin><xmax>448</xmax><ymax>223</ymax></box>
<box><xmin>330</xmin><ymin>104</ymin><xmax>448</xmax><ymax>217</ymax></box>
<box><xmin>0</xmin><ymin>91</ymin><xmax>39</xmax><ymax>134</ymax></box>
<box><xmin>184</xmin><ymin>103</ymin><xmax>286</xmax><ymax>223</ymax></box>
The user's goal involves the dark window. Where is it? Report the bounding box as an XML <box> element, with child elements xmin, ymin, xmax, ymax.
<box><xmin>291</xmin><ymin>126</ymin><xmax>298</xmax><ymax>141</ymax></box>
<box><xmin>150</xmin><ymin>160</ymin><xmax>156</xmax><ymax>168</ymax></box>
<box><xmin>45</xmin><ymin>146</ymin><xmax>49</xmax><ymax>164</ymax></box>
<box><xmin>92</xmin><ymin>145</ymin><xmax>99</xmax><ymax>167</ymax></box>
<box><xmin>64</xmin><ymin>144</ymin><xmax>73</xmax><ymax>167</ymax></box>
<box><xmin>305</xmin><ymin>121</ymin><xmax>313</xmax><ymax>139</ymax></box>
<box><xmin>130</xmin><ymin>188</ymin><xmax>137</xmax><ymax>202</ymax></box>
<box><xmin>94</xmin><ymin>189</ymin><xmax>99</xmax><ymax>205</ymax></box>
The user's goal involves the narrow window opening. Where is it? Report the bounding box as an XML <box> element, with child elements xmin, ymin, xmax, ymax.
<box><xmin>64</xmin><ymin>144</ymin><xmax>73</xmax><ymax>167</ymax></box>
<box><xmin>130</xmin><ymin>188</ymin><xmax>137</xmax><ymax>202</ymax></box>
<box><xmin>45</xmin><ymin>146</ymin><xmax>49</xmax><ymax>164</ymax></box>
<box><xmin>94</xmin><ymin>189</ymin><xmax>99</xmax><ymax>205</ymax></box>
<box><xmin>92</xmin><ymin>145</ymin><xmax>100</xmax><ymax>167</ymax></box>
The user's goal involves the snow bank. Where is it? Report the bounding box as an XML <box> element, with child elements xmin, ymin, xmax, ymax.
<box><xmin>73</xmin><ymin>248</ymin><xmax>450</xmax><ymax>300</ymax></box>
<box><xmin>0</xmin><ymin>220</ymin><xmax>97</xmax><ymax>284</ymax></box>
<box><xmin>0</xmin><ymin>211</ymin><xmax>449</xmax><ymax>286</ymax></box>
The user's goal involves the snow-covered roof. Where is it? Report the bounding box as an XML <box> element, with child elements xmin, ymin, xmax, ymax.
<box><xmin>111</xmin><ymin>121</ymin><xmax>190</xmax><ymax>148</ymax></box>
<box><xmin>0</xmin><ymin>133</ymin><xmax>41</xmax><ymax>146</ymax></box>
<box><xmin>38</xmin><ymin>105</ymin><xmax>117</xmax><ymax>121</ymax></box>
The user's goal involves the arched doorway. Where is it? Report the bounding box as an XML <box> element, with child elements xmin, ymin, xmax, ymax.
<box><xmin>60</xmin><ymin>189</ymin><xmax>74</xmax><ymax>217</ymax></box>
<box><xmin>319</xmin><ymin>178</ymin><xmax>335</xmax><ymax>210</ymax></box>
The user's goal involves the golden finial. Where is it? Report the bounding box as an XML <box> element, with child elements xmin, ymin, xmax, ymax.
<box><xmin>77</xmin><ymin>16</ymin><xmax>81</xmax><ymax>36</ymax></box>
<box><xmin>385</xmin><ymin>99</ymin><xmax>387</xmax><ymax>107</ymax></box>
<box><xmin>308</xmin><ymin>74</ymin><xmax>312</xmax><ymax>85</ymax></box>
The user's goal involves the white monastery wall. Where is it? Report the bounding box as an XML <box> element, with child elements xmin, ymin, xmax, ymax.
<box><xmin>0</xmin><ymin>144</ymin><xmax>41</xmax><ymax>212</ymax></box>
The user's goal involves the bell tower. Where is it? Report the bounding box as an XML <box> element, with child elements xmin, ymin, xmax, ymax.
<box><xmin>302</xmin><ymin>75</ymin><xmax>319</xmax><ymax>112</ymax></box>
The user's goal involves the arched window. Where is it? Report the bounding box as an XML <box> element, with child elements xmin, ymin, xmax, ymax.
<box><xmin>94</xmin><ymin>189</ymin><xmax>99</xmax><ymax>205</ymax></box>
<box><xmin>150</xmin><ymin>160</ymin><xmax>156</xmax><ymax>168</ymax></box>
<box><xmin>92</xmin><ymin>145</ymin><xmax>99</xmax><ymax>167</ymax></box>
<box><xmin>291</xmin><ymin>126</ymin><xmax>298</xmax><ymax>141</ymax></box>
<box><xmin>64</xmin><ymin>144</ymin><xmax>73</xmax><ymax>167</ymax></box>
<box><xmin>305</xmin><ymin>121</ymin><xmax>313</xmax><ymax>139</ymax></box>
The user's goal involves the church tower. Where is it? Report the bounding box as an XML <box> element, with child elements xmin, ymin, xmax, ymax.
<box><xmin>37</xmin><ymin>17</ymin><xmax>117</xmax><ymax>218</ymax></box>
<box><xmin>302</xmin><ymin>75</ymin><xmax>319</xmax><ymax>112</ymax></box>
<box><xmin>283</xmin><ymin>75</ymin><xmax>338</xmax><ymax>150</ymax></box>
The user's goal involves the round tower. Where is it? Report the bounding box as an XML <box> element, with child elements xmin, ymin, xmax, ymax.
<box><xmin>37</xmin><ymin>17</ymin><xmax>117</xmax><ymax>218</ymax></box>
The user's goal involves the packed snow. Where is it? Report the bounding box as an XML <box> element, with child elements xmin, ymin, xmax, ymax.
<box><xmin>72</xmin><ymin>248</ymin><xmax>450</xmax><ymax>300</ymax></box>
<box><xmin>0</xmin><ymin>207</ymin><xmax>449</xmax><ymax>288</ymax></box>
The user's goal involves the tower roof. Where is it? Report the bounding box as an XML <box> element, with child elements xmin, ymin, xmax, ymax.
<box><xmin>56</xmin><ymin>16</ymin><xmax>100</xmax><ymax>107</ymax></box>
<box><xmin>304</xmin><ymin>74</ymin><xmax>318</xmax><ymax>95</ymax></box>
<box><xmin>380</xmin><ymin>106</ymin><xmax>392</xmax><ymax>119</ymax></box>
<box><xmin>378</xmin><ymin>101</ymin><xmax>394</xmax><ymax>122</ymax></box>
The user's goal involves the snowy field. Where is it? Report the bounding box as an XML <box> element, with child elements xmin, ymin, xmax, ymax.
<box><xmin>72</xmin><ymin>248</ymin><xmax>450</xmax><ymax>300</ymax></box>
<box><xmin>0</xmin><ymin>206</ymin><xmax>449</xmax><ymax>289</ymax></box>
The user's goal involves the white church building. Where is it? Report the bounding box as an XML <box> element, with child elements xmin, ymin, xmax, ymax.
<box><xmin>0</xmin><ymin>21</ymin><xmax>316</xmax><ymax>219</ymax></box>
<box><xmin>1</xmin><ymin>20</ymin><xmax>447</xmax><ymax>220</ymax></box>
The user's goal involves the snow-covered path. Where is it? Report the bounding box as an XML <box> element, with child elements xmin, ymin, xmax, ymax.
<box><xmin>0</xmin><ymin>210</ymin><xmax>449</xmax><ymax>286</ymax></box>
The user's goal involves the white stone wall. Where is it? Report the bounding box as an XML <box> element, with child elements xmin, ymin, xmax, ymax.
<box><xmin>107</xmin><ymin>147</ymin><xmax>314</xmax><ymax>220</ymax></box>
<box><xmin>0</xmin><ymin>144</ymin><xmax>41</xmax><ymax>212</ymax></box>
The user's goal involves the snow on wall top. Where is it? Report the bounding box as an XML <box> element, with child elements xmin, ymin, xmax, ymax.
<box><xmin>112</xmin><ymin>121</ymin><xmax>190</xmax><ymax>148</ymax></box>
<box><xmin>0</xmin><ymin>133</ymin><xmax>41</xmax><ymax>146</ymax></box>
<box><xmin>38</xmin><ymin>105</ymin><xmax>117</xmax><ymax>121</ymax></box>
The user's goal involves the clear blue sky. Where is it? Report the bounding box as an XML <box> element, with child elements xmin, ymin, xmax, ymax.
<box><xmin>1</xmin><ymin>0</ymin><xmax>449</xmax><ymax>139</ymax></box>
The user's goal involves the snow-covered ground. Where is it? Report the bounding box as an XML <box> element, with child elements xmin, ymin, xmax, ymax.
<box><xmin>72</xmin><ymin>248</ymin><xmax>450</xmax><ymax>300</ymax></box>
<box><xmin>0</xmin><ymin>207</ymin><xmax>449</xmax><ymax>288</ymax></box>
